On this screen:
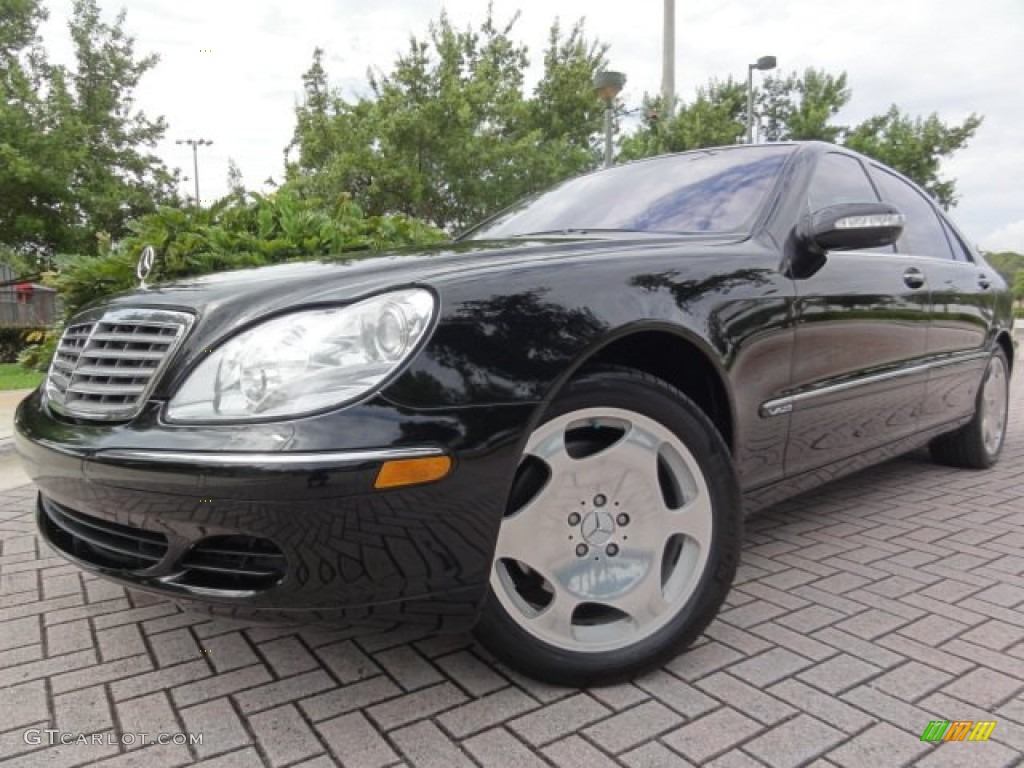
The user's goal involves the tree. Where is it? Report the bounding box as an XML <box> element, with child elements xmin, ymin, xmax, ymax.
<box><xmin>0</xmin><ymin>0</ymin><xmax>177</xmax><ymax>256</ymax></box>
<box><xmin>0</xmin><ymin>0</ymin><xmax>75</xmax><ymax>254</ymax></box>
<box><xmin>759</xmin><ymin>69</ymin><xmax>850</xmax><ymax>142</ymax></box>
<box><xmin>226</xmin><ymin>158</ymin><xmax>245</xmax><ymax>200</ymax></box>
<box><xmin>621</xmin><ymin>67</ymin><xmax>981</xmax><ymax>210</ymax></box>
<box><xmin>984</xmin><ymin>251</ymin><xmax>1024</xmax><ymax>281</ymax></box>
<box><xmin>844</xmin><ymin>106</ymin><xmax>982</xmax><ymax>209</ymax></box>
<box><xmin>619</xmin><ymin>79</ymin><xmax>746</xmax><ymax>161</ymax></box>
<box><xmin>64</xmin><ymin>0</ymin><xmax>178</xmax><ymax>247</ymax></box>
<box><xmin>285</xmin><ymin>9</ymin><xmax>609</xmax><ymax>231</ymax></box>
<box><xmin>527</xmin><ymin>19</ymin><xmax>608</xmax><ymax>169</ymax></box>
<box><xmin>283</xmin><ymin>47</ymin><xmax>340</xmax><ymax>174</ymax></box>
<box><xmin>1013</xmin><ymin>270</ymin><xmax>1024</xmax><ymax>303</ymax></box>
<box><xmin>985</xmin><ymin>251</ymin><xmax>1024</xmax><ymax>301</ymax></box>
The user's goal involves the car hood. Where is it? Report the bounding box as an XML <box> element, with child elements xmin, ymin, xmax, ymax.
<box><xmin>102</xmin><ymin>233</ymin><xmax>745</xmax><ymax>325</ymax></box>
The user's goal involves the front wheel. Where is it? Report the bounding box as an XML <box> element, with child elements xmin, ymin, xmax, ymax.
<box><xmin>474</xmin><ymin>368</ymin><xmax>741</xmax><ymax>686</ymax></box>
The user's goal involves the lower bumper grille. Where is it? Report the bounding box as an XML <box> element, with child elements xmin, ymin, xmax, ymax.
<box><xmin>41</xmin><ymin>498</ymin><xmax>168</xmax><ymax>571</ymax></box>
<box><xmin>178</xmin><ymin>536</ymin><xmax>286</xmax><ymax>591</ymax></box>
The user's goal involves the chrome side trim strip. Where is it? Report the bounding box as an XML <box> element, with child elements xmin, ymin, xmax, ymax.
<box><xmin>95</xmin><ymin>447</ymin><xmax>444</xmax><ymax>467</ymax></box>
<box><xmin>760</xmin><ymin>350</ymin><xmax>989</xmax><ymax>417</ymax></box>
<box><xmin>760</xmin><ymin>400</ymin><xmax>793</xmax><ymax>418</ymax></box>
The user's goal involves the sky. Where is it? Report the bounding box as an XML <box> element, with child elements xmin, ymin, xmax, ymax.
<box><xmin>38</xmin><ymin>0</ymin><xmax>1024</xmax><ymax>252</ymax></box>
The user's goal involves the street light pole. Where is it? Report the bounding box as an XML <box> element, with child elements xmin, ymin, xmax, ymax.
<box><xmin>745</xmin><ymin>56</ymin><xmax>777</xmax><ymax>144</ymax></box>
<box><xmin>593</xmin><ymin>70</ymin><xmax>626</xmax><ymax>169</ymax></box>
<box><xmin>175</xmin><ymin>138</ymin><xmax>213</xmax><ymax>206</ymax></box>
<box><xmin>661</xmin><ymin>0</ymin><xmax>675</xmax><ymax>120</ymax></box>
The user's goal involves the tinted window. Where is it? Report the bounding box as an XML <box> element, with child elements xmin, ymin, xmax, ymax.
<box><xmin>872</xmin><ymin>168</ymin><xmax>955</xmax><ymax>260</ymax></box>
<box><xmin>808</xmin><ymin>153</ymin><xmax>878</xmax><ymax>209</ymax></box>
<box><xmin>940</xmin><ymin>217</ymin><xmax>973</xmax><ymax>262</ymax></box>
<box><xmin>464</xmin><ymin>145</ymin><xmax>793</xmax><ymax>239</ymax></box>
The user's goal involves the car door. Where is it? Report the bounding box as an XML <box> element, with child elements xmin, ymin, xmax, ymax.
<box><xmin>869</xmin><ymin>166</ymin><xmax>994</xmax><ymax>427</ymax></box>
<box><xmin>784</xmin><ymin>152</ymin><xmax>930</xmax><ymax>477</ymax></box>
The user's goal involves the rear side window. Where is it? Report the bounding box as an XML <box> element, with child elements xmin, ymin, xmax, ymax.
<box><xmin>939</xmin><ymin>217</ymin><xmax>973</xmax><ymax>262</ymax></box>
<box><xmin>871</xmin><ymin>168</ymin><xmax>955</xmax><ymax>260</ymax></box>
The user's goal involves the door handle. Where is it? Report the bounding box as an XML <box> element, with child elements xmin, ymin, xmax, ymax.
<box><xmin>903</xmin><ymin>267</ymin><xmax>926</xmax><ymax>289</ymax></box>
<box><xmin>978</xmin><ymin>273</ymin><xmax>991</xmax><ymax>290</ymax></box>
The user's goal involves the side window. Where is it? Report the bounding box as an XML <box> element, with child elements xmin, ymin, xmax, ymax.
<box><xmin>808</xmin><ymin>153</ymin><xmax>879</xmax><ymax>209</ymax></box>
<box><xmin>940</xmin><ymin>217</ymin><xmax>973</xmax><ymax>262</ymax></box>
<box><xmin>871</xmin><ymin>168</ymin><xmax>955</xmax><ymax>260</ymax></box>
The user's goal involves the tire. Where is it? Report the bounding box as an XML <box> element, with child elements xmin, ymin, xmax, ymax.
<box><xmin>929</xmin><ymin>348</ymin><xmax>1010</xmax><ymax>469</ymax></box>
<box><xmin>474</xmin><ymin>367</ymin><xmax>742</xmax><ymax>686</ymax></box>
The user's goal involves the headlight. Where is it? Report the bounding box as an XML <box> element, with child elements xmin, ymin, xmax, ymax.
<box><xmin>166</xmin><ymin>288</ymin><xmax>435</xmax><ymax>421</ymax></box>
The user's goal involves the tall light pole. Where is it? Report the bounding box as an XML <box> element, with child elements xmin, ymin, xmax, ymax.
<box><xmin>745</xmin><ymin>56</ymin><xmax>776</xmax><ymax>144</ymax></box>
<box><xmin>594</xmin><ymin>70</ymin><xmax>626</xmax><ymax>168</ymax></box>
<box><xmin>661</xmin><ymin>0</ymin><xmax>675</xmax><ymax>119</ymax></box>
<box><xmin>175</xmin><ymin>138</ymin><xmax>213</xmax><ymax>206</ymax></box>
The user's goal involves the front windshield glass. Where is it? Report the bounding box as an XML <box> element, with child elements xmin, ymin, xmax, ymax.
<box><xmin>464</xmin><ymin>144</ymin><xmax>793</xmax><ymax>240</ymax></box>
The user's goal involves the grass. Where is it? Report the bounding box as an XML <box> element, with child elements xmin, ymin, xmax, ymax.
<box><xmin>0</xmin><ymin>362</ymin><xmax>42</xmax><ymax>391</ymax></box>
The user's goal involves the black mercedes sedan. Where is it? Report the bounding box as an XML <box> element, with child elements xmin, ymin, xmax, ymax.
<box><xmin>15</xmin><ymin>142</ymin><xmax>1013</xmax><ymax>685</ymax></box>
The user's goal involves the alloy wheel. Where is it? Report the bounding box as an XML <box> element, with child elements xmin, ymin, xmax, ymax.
<box><xmin>490</xmin><ymin>407</ymin><xmax>714</xmax><ymax>652</ymax></box>
<box><xmin>981</xmin><ymin>353</ymin><xmax>1009</xmax><ymax>456</ymax></box>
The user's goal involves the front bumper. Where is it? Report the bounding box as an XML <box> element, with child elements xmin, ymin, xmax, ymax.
<box><xmin>16</xmin><ymin>389</ymin><xmax>533</xmax><ymax>632</ymax></box>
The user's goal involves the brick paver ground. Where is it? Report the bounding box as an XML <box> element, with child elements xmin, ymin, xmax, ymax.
<box><xmin>2</xmin><ymin>373</ymin><xmax>1023</xmax><ymax>767</ymax></box>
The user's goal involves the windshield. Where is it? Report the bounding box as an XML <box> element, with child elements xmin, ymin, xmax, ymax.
<box><xmin>463</xmin><ymin>145</ymin><xmax>793</xmax><ymax>240</ymax></box>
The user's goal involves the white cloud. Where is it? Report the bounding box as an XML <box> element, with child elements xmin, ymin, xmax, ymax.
<box><xmin>981</xmin><ymin>219</ymin><xmax>1024</xmax><ymax>254</ymax></box>
<box><xmin>36</xmin><ymin>0</ymin><xmax>1024</xmax><ymax>243</ymax></box>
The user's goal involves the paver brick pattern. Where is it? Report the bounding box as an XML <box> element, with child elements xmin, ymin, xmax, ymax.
<box><xmin>2</xmin><ymin>372</ymin><xmax>1023</xmax><ymax>767</ymax></box>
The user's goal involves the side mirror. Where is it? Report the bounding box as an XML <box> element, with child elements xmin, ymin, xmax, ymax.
<box><xmin>788</xmin><ymin>202</ymin><xmax>904</xmax><ymax>279</ymax></box>
<box><xmin>800</xmin><ymin>202</ymin><xmax>904</xmax><ymax>253</ymax></box>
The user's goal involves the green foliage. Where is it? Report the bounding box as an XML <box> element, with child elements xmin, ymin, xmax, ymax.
<box><xmin>982</xmin><ymin>251</ymin><xmax>1024</xmax><ymax>312</ymax></box>
<box><xmin>619</xmin><ymin>79</ymin><xmax>746</xmax><ymax>161</ymax></box>
<box><xmin>622</xmin><ymin>67</ymin><xmax>982</xmax><ymax>209</ymax></box>
<box><xmin>1013</xmin><ymin>269</ymin><xmax>1024</xmax><ymax>303</ymax></box>
<box><xmin>760</xmin><ymin>69</ymin><xmax>850</xmax><ymax>142</ymax></box>
<box><xmin>984</xmin><ymin>251</ymin><xmax>1024</xmax><ymax>285</ymax></box>
<box><xmin>844</xmin><ymin>107</ymin><xmax>982</xmax><ymax>209</ymax></box>
<box><xmin>285</xmin><ymin>9</ymin><xmax>608</xmax><ymax>232</ymax></box>
<box><xmin>18</xmin><ymin>183</ymin><xmax>444</xmax><ymax>372</ymax></box>
<box><xmin>0</xmin><ymin>0</ymin><xmax>177</xmax><ymax>256</ymax></box>
<box><xmin>49</xmin><ymin>184</ymin><xmax>446</xmax><ymax>327</ymax></box>
<box><xmin>0</xmin><ymin>245</ymin><xmax>40</xmax><ymax>276</ymax></box>
<box><xmin>0</xmin><ymin>362</ymin><xmax>43</xmax><ymax>390</ymax></box>
<box><xmin>16</xmin><ymin>326</ymin><xmax>57</xmax><ymax>372</ymax></box>
<box><xmin>0</xmin><ymin>0</ymin><xmax>73</xmax><ymax>251</ymax></box>
<box><xmin>0</xmin><ymin>326</ymin><xmax>46</xmax><ymax>363</ymax></box>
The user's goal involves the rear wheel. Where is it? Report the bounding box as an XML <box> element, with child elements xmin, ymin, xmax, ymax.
<box><xmin>929</xmin><ymin>348</ymin><xmax>1009</xmax><ymax>469</ymax></box>
<box><xmin>474</xmin><ymin>368</ymin><xmax>741</xmax><ymax>686</ymax></box>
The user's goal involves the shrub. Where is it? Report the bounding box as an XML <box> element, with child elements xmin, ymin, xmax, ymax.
<box><xmin>0</xmin><ymin>327</ymin><xmax>47</xmax><ymax>363</ymax></box>
<box><xmin>19</xmin><ymin>186</ymin><xmax>447</xmax><ymax>371</ymax></box>
<box><xmin>55</xmin><ymin>187</ymin><xmax>446</xmax><ymax>322</ymax></box>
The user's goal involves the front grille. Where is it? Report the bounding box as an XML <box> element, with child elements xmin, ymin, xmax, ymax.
<box><xmin>40</xmin><ymin>498</ymin><xmax>169</xmax><ymax>571</ymax></box>
<box><xmin>45</xmin><ymin>307</ymin><xmax>193</xmax><ymax>421</ymax></box>
<box><xmin>178</xmin><ymin>536</ymin><xmax>287</xmax><ymax>591</ymax></box>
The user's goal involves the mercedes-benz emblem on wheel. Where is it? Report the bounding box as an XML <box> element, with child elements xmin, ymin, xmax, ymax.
<box><xmin>136</xmin><ymin>245</ymin><xmax>156</xmax><ymax>289</ymax></box>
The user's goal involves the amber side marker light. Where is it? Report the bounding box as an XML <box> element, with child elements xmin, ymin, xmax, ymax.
<box><xmin>374</xmin><ymin>456</ymin><xmax>453</xmax><ymax>489</ymax></box>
